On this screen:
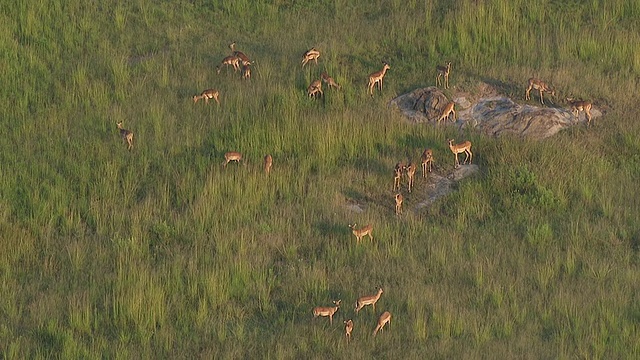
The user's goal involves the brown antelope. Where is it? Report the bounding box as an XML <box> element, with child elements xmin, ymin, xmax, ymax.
<box><xmin>223</xmin><ymin>152</ymin><xmax>242</xmax><ymax>168</ymax></box>
<box><xmin>395</xmin><ymin>193</ymin><xmax>403</xmax><ymax>215</ymax></box>
<box><xmin>344</xmin><ymin>320</ymin><xmax>354</xmax><ymax>343</ymax></box>
<box><xmin>367</xmin><ymin>62</ymin><xmax>391</xmax><ymax>95</ymax></box>
<box><xmin>193</xmin><ymin>89</ymin><xmax>220</xmax><ymax>105</ymax></box>
<box><xmin>373</xmin><ymin>311</ymin><xmax>391</xmax><ymax>336</ymax></box>
<box><xmin>321</xmin><ymin>72</ymin><xmax>341</xmax><ymax>90</ymax></box>
<box><xmin>217</xmin><ymin>55</ymin><xmax>240</xmax><ymax>74</ymax></box>
<box><xmin>312</xmin><ymin>300</ymin><xmax>341</xmax><ymax>324</ymax></box>
<box><xmin>525</xmin><ymin>78</ymin><xmax>555</xmax><ymax>105</ymax></box>
<box><xmin>355</xmin><ymin>287</ymin><xmax>384</xmax><ymax>313</ymax></box>
<box><xmin>405</xmin><ymin>163</ymin><xmax>417</xmax><ymax>193</ymax></box>
<box><xmin>301</xmin><ymin>47</ymin><xmax>320</xmax><ymax>67</ymax></box>
<box><xmin>307</xmin><ymin>79</ymin><xmax>323</xmax><ymax>98</ymax></box>
<box><xmin>229</xmin><ymin>42</ymin><xmax>251</xmax><ymax>64</ymax></box>
<box><xmin>566</xmin><ymin>98</ymin><xmax>593</xmax><ymax>126</ymax></box>
<box><xmin>436</xmin><ymin>62</ymin><xmax>451</xmax><ymax>89</ymax></box>
<box><xmin>241</xmin><ymin>61</ymin><xmax>252</xmax><ymax>80</ymax></box>
<box><xmin>448</xmin><ymin>139</ymin><xmax>472</xmax><ymax>167</ymax></box>
<box><xmin>421</xmin><ymin>149</ymin><xmax>434</xmax><ymax>177</ymax></box>
<box><xmin>393</xmin><ymin>162</ymin><xmax>404</xmax><ymax>191</ymax></box>
<box><xmin>264</xmin><ymin>154</ymin><xmax>273</xmax><ymax>175</ymax></box>
<box><xmin>116</xmin><ymin>122</ymin><xmax>134</xmax><ymax>151</ymax></box>
<box><xmin>437</xmin><ymin>101</ymin><xmax>456</xmax><ymax>123</ymax></box>
<box><xmin>349</xmin><ymin>224</ymin><xmax>373</xmax><ymax>244</ymax></box>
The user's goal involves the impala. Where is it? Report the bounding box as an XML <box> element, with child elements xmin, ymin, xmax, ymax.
<box><xmin>349</xmin><ymin>224</ymin><xmax>373</xmax><ymax>244</ymax></box>
<box><xmin>264</xmin><ymin>154</ymin><xmax>273</xmax><ymax>175</ymax></box>
<box><xmin>436</xmin><ymin>62</ymin><xmax>451</xmax><ymax>89</ymax></box>
<box><xmin>525</xmin><ymin>78</ymin><xmax>555</xmax><ymax>105</ymax></box>
<box><xmin>421</xmin><ymin>149</ymin><xmax>434</xmax><ymax>177</ymax></box>
<box><xmin>344</xmin><ymin>320</ymin><xmax>354</xmax><ymax>343</ymax></box>
<box><xmin>307</xmin><ymin>79</ymin><xmax>323</xmax><ymax>98</ymax></box>
<box><xmin>193</xmin><ymin>89</ymin><xmax>220</xmax><ymax>105</ymax></box>
<box><xmin>566</xmin><ymin>98</ymin><xmax>593</xmax><ymax>126</ymax></box>
<box><xmin>438</xmin><ymin>101</ymin><xmax>456</xmax><ymax>123</ymax></box>
<box><xmin>395</xmin><ymin>193</ymin><xmax>403</xmax><ymax>215</ymax></box>
<box><xmin>301</xmin><ymin>47</ymin><xmax>320</xmax><ymax>67</ymax></box>
<box><xmin>393</xmin><ymin>162</ymin><xmax>404</xmax><ymax>191</ymax></box>
<box><xmin>223</xmin><ymin>152</ymin><xmax>242</xmax><ymax>168</ymax></box>
<box><xmin>373</xmin><ymin>311</ymin><xmax>391</xmax><ymax>336</ymax></box>
<box><xmin>405</xmin><ymin>163</ymin><xmax>417</xmax><ymax>193</ymax></box>
<box><xmin>229</xmin><ymin>42</ymin><xmax>251</xmax><ymax>64</ymax></box>
<box><xmin>116</xmin><ymin>122</ymin><xmax>134</xmax><ymax>151</ymax></box>
<box><xmin>241</xmin><ymin>61</ymin><xmax>252</xmax><ymax>80</ymax></box>
<box><xmin>448</xmin><ymin>139</ymin><xmax>472</xmax><ymax>167</ymax></box>
<box><xmin>367</xmin><ymin>62</ymin><xmax>391</xmax><ymax>95</ymax></box>
<box><xmin>313</xmin><ymin>300</ymin><xmax>341</xmax><ymax>324</ymax></box>
<box><xmin>355</xmin><ymin>287</ymin><xmax>384</xmax><ymax>313</ymax></box>
<box><xmin>217</xmin><ymin>55</ymin><xmax>240</xmax><ymax>74</ymax></box>
<box><xmin>321</xmin><ymin>72</ymin><xmax>341</xmax><ymax>90</ymax></box>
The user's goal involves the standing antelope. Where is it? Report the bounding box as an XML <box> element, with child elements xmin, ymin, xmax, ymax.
<box><xmin>217</xmin><ymin>55</ymin><xmax>240</xmax><ymax>74</ymax></box>
<box><xmin>229</xmin><ymin>42</ymin><xmax>251</xmax><ymax>64</ymax></box>
<box><xmin>373</xmin><ymin>311</ymin><xmax>391</xmax><ymax>337</ymax></box>
<box><xmin>301</xmin><ymin>47</ymin><xmax>320</xmax><ymax>67</ymax></box>
<box><xmin>307</xmin><ymin>79</ymin><xmax>323</xmax><ymax>98</ymax></box>
<box><xmin>367</xmin><ymin>62</ymin><xmax>391</xmax><ymax>95</ymax></box>
<box><xmin>438</xmin><ymin>101</ymin><xmax>456</xmax><ymax>123</ymax></box>
<box><xmin>223</xmin><ymin>152</ymin><xmax>242</xmax><ymax>168</ymax></box>
<box><xmin>566</xmin><ymin>98</ymin><xmax>593</xmax><ymax>126</ymax></box>
<box><xmin>241</xmin><ymin>61</ymin><xmax>252</xmax><ymax>80</ymax></box>
<box><xmin>448</xmin><ymin>139</ymin><xmax>472</xmax><ymax>167</ymax></box>
<box><xmin>264</xmin><ymin>154</ymin><xmax>273</xmax><ymax>175</ymax></box>
<box><xmin>116</xmin><ymin>122</ymin><xmax>134</xmax><ymax>151</ymax></box>
<box><xmin>405</xmin><ymin>163</ymin><xmax>417</xmax><ymax>193</ymax></box>
<box><xmin>393</xmin><ymin>162</ymin><xmax>404</xmax><ymax>191</ymax></box>
<box><xmin>395</xmin><ymin>193</ymin><xmax>403</xmax><ymax>215</ymax></box>
<box><xmin>321</xmin><ymin>72</ymin><xmax>341</xmax><ymax>90</ymax></box>
<box><xmin>525</xmin><ymin>78</ymin><xmax>555</xmax><ymax>105</ymax></box>
<box><xmin>349</xmin><ymin>224</ymin><xmax>373</xmax><ymax>244</ymax></box>
<box><xmin>193</xmin><ymin>89</ymin><xmax>220</xmax><ymax>105</ymax></box>
<box><xmin>344</xmin><ymin>320</ymin><xmax>354</xmax><ymax>343</ymax></box>
<box><xmin>355</xmin><ymin>287</ymin><xmax>384</xmax><ymax>313</ymax></box>
<box><xmin>421</xmin><ymin>149</ymin><xmax>434</xmax><ymax>177</ymax></box>
<box><xmin>436</xmin><ymin>62</ymin><xmax>451</xmax><ymax>89</ymax></box>
<box><xmin>312</xmin><ymin>300</ymin><xmax>341</xmax><ymax>325</ymax></box>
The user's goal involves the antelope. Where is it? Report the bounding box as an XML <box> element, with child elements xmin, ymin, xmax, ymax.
<box><xmin>193</xmin><ymin>89</ymin><xmax>220</xmax><ymax>105</ymax></box>
<box><xmin>229</xmin><ymin>42</ymin><xmax>251</xmax><ymax>64</ymax></box>
<box><xmin>448</xmin><ymin>139</ymin><xmax>472</xmax><ymax>168</ymax></box>
<box><xmin>355</xmin><ymin>287</ymin><xmax>384</xmax><ymax>313</ymax></box>
<box><xmin>241</xmin><ymin>61</ymin><xmax>252</xmax><ymax>80</ymax></box>
<box><xmin>301</xmin><ymin>47</ymin><xmax>320</xmax><ymax>67</ymax></box>
<box><xmin>349</xmin><ymin>224</ymin><xmax>373</xmax><ymax>244</ymax></box>
<box><xmin>312</xmin><ymin>300</ymin><xmax>341</xmax><ymax>324</ymax></box>
<box><xmin>395</xmin><ymin>193</ymin><xmax>403</xmax><ymax>215</ymax></box>
<box><xmin>373</xmin><ymin>311</ymin><xmax>391</xmax><ymax>337</ymax></box>
<box><xmin>393</xmin><ymin>162</ymin><xmax>404</xmax><ymax>191</ymax></box>
<box><xmin>321</xmin><ymin>72</ymin><xmax>341</xmax><ymax>90</ymax></box>
<box><xmin>223</xmin><ymin>152</ymin><xmax>242</xmax><ymax>168</ymax></box>
<box><xmin>217</xmin><ymin>55</ymin><xmax>240</xmax><ymax>74</ymax></box>
<box><xmin>344</xmin><ymin>320</ymin><xmax>354</xmax><ymax>343</ymax></box>
<box><xmin>307</xmin><ymin>79</ymin><xmax>323</xmax><ymax>98</ymax></box>
<box><xmin>566</xmin><ymin>98</ymin><xmax>593</xmax><ymax>126</ymax></box>
<box><xmin>405</xmin><ymin>163</ymin><xmax>417</xmax><ymax>193</ymax></box>
<box><xmin>367</xmin><ymin>62</ymin><xmax>391</xmax><ymax>95</ymax></box>
<box><xmin>437</xmin><ymin>101</ymin><xmax>456</xmax><ymax>123</ymax></box>
<box><xmin>525</xmin><ymin>78</ymin><xmax>555</xmax><ymax>105</ymax></box>
<box><xmin>116</xmin><ymin>122</ymin><xmax>134</xmax><ymax>150</ymax></box>
<box><xmin>264</xmin><ymin>154</ymin><xmax>273</xmax><ymax>175</ymax></box>
<box><xmin>421</xmin><ymin>149</ymin><xmax>434</xmax><ymax>177</ymax></box>
<box><xmin>436</xmin><ymin>62</ymin><xmax>451</xmax><ymax>89</ymax></box>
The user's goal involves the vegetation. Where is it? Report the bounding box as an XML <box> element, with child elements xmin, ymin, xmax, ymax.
<box><xmin>1</xmin><ymin>0</ymin><xmax>639</xmax><ymax>358</ymax></box>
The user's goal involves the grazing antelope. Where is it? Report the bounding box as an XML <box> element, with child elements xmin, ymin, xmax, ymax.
<box><xmin>436</xmin><ymin>62</ymin><xmax>451</xmax><ymax>89</ymax></box>
<box><xmin>437</xmin><ymin>101</ymin><xmax>456</xmax><ymax>123</ymax></box>
<box><xmin>367</xmin><ymin>62</ymin><xmax>391</xmax><ymax>95</ymax></box>
<box><xmin>301</xmin><ymin>47</ymin><xmax>320</xmax><ymax>67</ymax></box>
<box><xmin>395</xmin><ymin>193</ymin><xmax>403</xmax><ymax>215</ymax></box>
<box><xmin>264</xmin><ymin>154</ymin><xmax>273</xmax><ymax>175</ymax></box>
<box><xmin>223</xmin><ymin>152</ymin><xmax>242</xmax><ymax>168</ymax></box>
<box><xmin>241</xmin><ymin>61</ymin><xmax>252</xmax><ymax>80</ymax></box>
<box><xmin>116</xmin><ymin>122</ymin><xmax>134</xmax><ymax>151</ymax></box>
<box><xmin>344</xmin><ymin>320</ymin><xmax>354</xmax><ymax>343</ymax></box>
<box><xmin>217</xmin><ymin>55</ymin><xmax>240</xmax><ymax>74</ymax></box>
<box><xmin>355</xmin><ymin>287</ymin><xmax>384</xmax><ymax>313</ymax></box>
<box><xmin>405</xmin><ymin>163</ymin><xmax>417</xmax><ymax>193</ymax></box>
<box><xmin>312</xmin><ymin>300</ymin><xmax>341</xmax><ymax>325</ymax></box>
<box><xmin>393</xmin><ymin>162</ymin><xmax>404</xmax><ymax>191</ymax></box>
<box><xmin>349</xmin><ymin>224</ymin><xmax>373</xmax><ymax>244</ymax></box>
<box><xmin>321</xmin><ymin>72</ymin><xmax>341</xmax><ymax>90</ymax></box>
<box><xmin>525</xmin><ymin>78</ymin><xmax>555</xmax><ymax>105</ymax></box>
<box><xmin>193</xmin><ymin>89</ymin><xmax>220</xmax><ymax>105</ymax></box>
<box><xmin>448</xmin><ymin>139</ymin><xmax>472</xmax><ymax>167</ymax></box>
<box><xmin>373</xmin><ymin>311</ymin><xmax>391</xmax><ymax>337</ymax></box>
<box><xmin>566</xmin><ymin>98</ymin><xmax>593</xmax><ymax>126</ymax></box>
<box><xmin>229</xmin><ymin>42</ymin><xmax>251</xmax><ymax>64</ymax></box>
<box><xmin>307</xmin><ymin>79</ymin><xmax>323</xmax><ymax>98</ymax></box>
<box><xmin>421</xmin><ymin>149</ymin><xmax>434</xmax><ymax>177</ymax></box>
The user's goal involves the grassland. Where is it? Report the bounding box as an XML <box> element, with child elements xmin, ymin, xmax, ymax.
<box><xmin>1</xmin><ymin>0</ymin><xmax>640</xmax><ymax>358</ymax></box>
